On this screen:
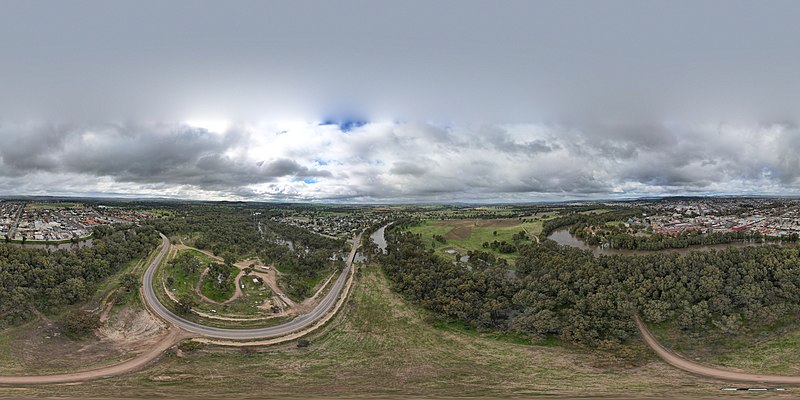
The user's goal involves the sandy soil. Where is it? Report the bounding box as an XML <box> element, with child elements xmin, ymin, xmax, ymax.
<box><xmin>0</xmin><ymin>327</ymin><xmax>186</xmax><ymax>385</ymax></box>
<box><xmin>98</xmin><ymin>308</ymin><xmax>165</xmax><ymax>343</ymax></box>
<box><xmin>98</xmin><ymin>289</ymin><xmax>117</xmax><ymax>323</ymax></box>
<box><xmin>1</xmin><ymin>306</ymin><xmax>166</xmax><ymax>378</ymax></box>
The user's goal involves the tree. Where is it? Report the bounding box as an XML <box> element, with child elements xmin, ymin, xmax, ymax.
<box><xmin>177</xmin><ymin>294</ymin><xmax>197</xmax><ymax>315</ymax></box>
<box><xmin>58</xmin><ymin>310</ymin><xmax>101</xmax><ymax>338</ymax></box>
<box><xmin>119</xmin><ymin>273</ymin><xmax>139</xmax><ymax>292</ymax></box>
<box><xmin>0</xmin><ymin>225</ymin><xmax>159</xmax><ymax>324</ymax></box>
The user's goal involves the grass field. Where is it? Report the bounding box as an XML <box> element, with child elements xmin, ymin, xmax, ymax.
<box><xmin>651</xmin><ymin>320</ymin><xmax>800</xmax><ymax>376</ymax></box>
<box><xmin>143</xmin><ymin>209</ymin><xmax>175</xmax><ymax>217</ymax></box>
<box><xmin>2</xmin><ymin>265</ymin><xmax>738</xmax><ymax>398</ymax></box>
<box><xmin>277</xmin><ymin>264</ymin><xmax>334</xmax><ymax>303</ymax></box>
<box><xmin>407</xmin><ymin>214</ymin><xmax>557</xmax><ymax>261</ymax></box>
<box><xmin>160</xmin><ymin>249</ymin><xmax>208</xmax><ymax>301</ymax></box>
<box><xmin>0</xmin><ymin>332</ymin><xmax>16</xmax><ymax>371</ymax></box>
<box><xmin>199</xmin><ymin>264</ymin><xmax>238</xmax><ymax>302</ymax></box>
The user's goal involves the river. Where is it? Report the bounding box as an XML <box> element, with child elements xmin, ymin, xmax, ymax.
<box><xmin>353</xmin><ymin>223</ymin><xmax>391</xmax><ymax>263</ymax></box>
<box><xmin>370</xmin><ymin>223</ymin><xmax>390</xmax><ymax>254</ymax></box>
<box><xmin>546</xmin><ymin>228</ymin><xmax>791</xmax><ymax>256</ymax></box>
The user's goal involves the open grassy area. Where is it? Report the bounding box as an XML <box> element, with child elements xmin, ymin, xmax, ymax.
<box><xmin>160</xmin><ymin>249</ymin><xmax>206</xmax><ymax>301</ymax></box>
<box><xmin>3</xmin><ymin>265</ymin><xmax>736</xmax><ymax>398</ymax></box>
<box><xmin>650</xmin><ymin>319</ymin><xmax>800</xmax><ymax>375</ymax></box>
<box><xmin>278</xmin><ymin>265</ymin><xmax>335</xmax><ymax>303</ymax></box>
<box><xmin>218</xmin><ymin>276</ymin><xmax>273</xmax><ymax>316</ymax></box>
<box><xmin>578</xmin><ymin>208</ymin><xmax>612</xmax><ymax>215</ymax></box>
<box><xmin>407</xmin><ymin>214</ymin><xmax>557</xmax><ymax>261</ymax></box>
<box><xmin>712</xmin><ymin>328</ymin><xmax>800</xmax><ymax>375</ymax></box>
<box><xmin>0</xmin><ymin>332</ymin><xmax>17</xmax><ymax>371</ymax></box>
<box><xmin>199</xmin><ymin>264</ymin><xmax>238</xmax><ymax>302</ymax></box>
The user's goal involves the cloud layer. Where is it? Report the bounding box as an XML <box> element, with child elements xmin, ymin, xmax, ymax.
<box><xmin>0</xmin><ymin>121</ymin><xmax>797</xmax><ymax>202</ymax></box>
<box><xmin>1</xmin><ymin>1</ymin><xmax>800</xmax><ymax>201</ymax></box>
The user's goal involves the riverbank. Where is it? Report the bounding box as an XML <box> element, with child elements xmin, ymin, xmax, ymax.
<box><xmin>547</xmin><ymin>228</ymin><xmax>795</xmax><ymax>256</ymax></box>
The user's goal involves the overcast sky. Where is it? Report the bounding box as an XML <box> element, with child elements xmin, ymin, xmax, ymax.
<box><xmin>2</xmin><ymin>0</ymin><xmax>800</xmax><ymax>202</ymax></box>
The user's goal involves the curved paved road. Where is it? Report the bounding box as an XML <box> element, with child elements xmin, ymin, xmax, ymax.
<box><xmin>143</xmin><ymin>232</ymin><xmax>362</xmax><ymax>340</ymax></box>
<box><xmin>636</xmin><ymin>315</ymin><xmax>800</xmax><ymax>384</ymax></box>
<box><xmin>0</xmin><ymin>230</ymin><xmax>364</xmax><ymax>384</ymax></box>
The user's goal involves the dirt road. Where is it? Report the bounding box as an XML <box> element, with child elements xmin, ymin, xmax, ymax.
<box><xmin>0</xmin><ymin>327</ymin><xmax>186</xmax><ymax>385</ymax></box>
<box><xmin>636</xmin><ymin>315</ymin><xmax>800</xmax><ymax>384</ymax></box>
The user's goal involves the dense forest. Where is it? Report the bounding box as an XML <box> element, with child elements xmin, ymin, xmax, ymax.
<box><xmin>539</xmin><ymin>208</ymin><xmax>643</xmax><ymax>238</ymax></box>
<box><xmin>382</xmin><ymin>227</ymin><xmax>800</xmax><ymax>348</ymax></box>
<box><xmin>0</xmin><ymin>225</ymin><xmax>160</xmax><ymax>325</ymax></box>
<box><xmin>569</xmin><ymin>223</ymin><xmax>779</xmax><ymax>250</ymax></box>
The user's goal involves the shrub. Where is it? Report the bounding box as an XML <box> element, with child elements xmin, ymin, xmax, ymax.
<box><xmin>58</xmin><ymin>310</ymin><xmax>101</xmax><ymax>338</ymax></box>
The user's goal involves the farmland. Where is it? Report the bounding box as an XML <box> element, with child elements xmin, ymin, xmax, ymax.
<box><xmin>406</xmin><ymin>212</ymin><xmax>557</xmax><ymax>260</ymax></box>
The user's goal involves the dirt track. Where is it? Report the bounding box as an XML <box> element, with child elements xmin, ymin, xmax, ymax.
<box><xmin>0</xmin><ymin>327</ymin><xmax>187</xmax><ymax>385</ymax></box>
<box><xmin>636</xmin><ymin>315</ymin><xmax>800</xmax><ymax>384</ymax></box>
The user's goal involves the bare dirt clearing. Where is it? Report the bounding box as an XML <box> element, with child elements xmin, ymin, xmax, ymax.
<box><xmin>98</xmin><ymin>308</ymin><xmax>165</xmax><ymax>343</ymax></box>
<box><xmin>0</xmin><ymin>306</ymin><xmax>174</xmax><ymax>380</ymax></box>
<box><xmin>0</xmin><ymin>327</ymin><xmax>185</xmax><ymax>385</ymax></box>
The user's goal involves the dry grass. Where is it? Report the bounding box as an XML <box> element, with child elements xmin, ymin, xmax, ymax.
<box><xmin>0</xmin><ymin>306</ymin><xmax>164</xmax><ymax>376</ymax></box>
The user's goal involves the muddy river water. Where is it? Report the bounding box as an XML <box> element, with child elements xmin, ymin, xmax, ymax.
<box><xmin>546</xmin><ymin>228</ymin><xmax>793</xmax><ymax>256</ymax></box>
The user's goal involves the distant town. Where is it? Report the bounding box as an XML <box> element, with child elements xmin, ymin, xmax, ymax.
<box><xmin>0</xmin><ymin>201</ymin><xmax>151</xmax><ymax>243</ymax></box>
<box><xmin>619</xmin><ymin>198</ymin><xmax>800</xmax><ymax>237</ymax></box>
<box><xmin>270</xmin><ymin>207</ymin><xmax>396</xmax><ymax>238</ymax></box>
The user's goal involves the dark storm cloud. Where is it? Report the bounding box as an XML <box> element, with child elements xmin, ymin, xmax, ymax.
<box><xmin>0</xmin><ymin>124</ymin><xmax>330</xmax><ymax>193</ymax></box>
<box><xmin>3</xmin><ymin>120</ymin><xmax>800</xmax><ymax>201</ymax></box>
<box><xmin>389</xmin><ymin>162</ymin><xmax>428</xmax><ymax>177</ymax></box>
